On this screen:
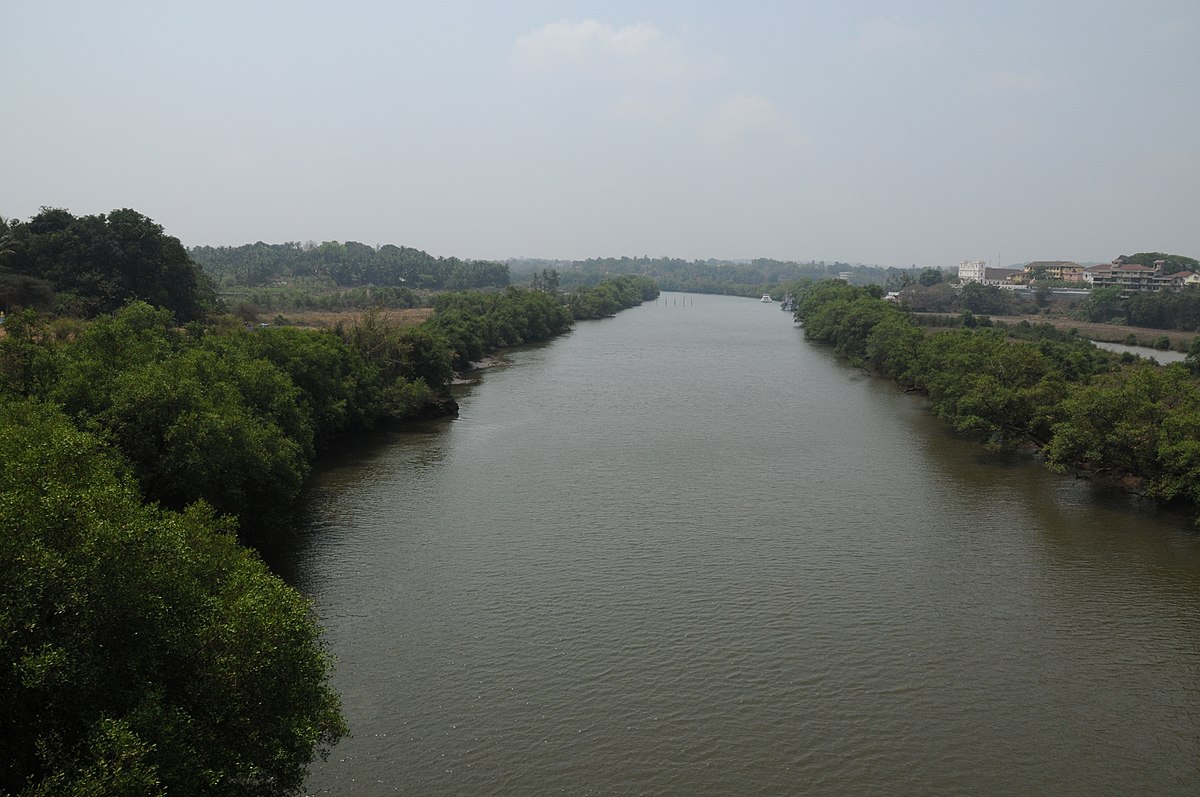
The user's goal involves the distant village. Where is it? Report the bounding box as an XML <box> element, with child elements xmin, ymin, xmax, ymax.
<box><xmin>955</xmin><ymin>258</ymin><xmax>1200</xmax><ymax>294</ymax></box>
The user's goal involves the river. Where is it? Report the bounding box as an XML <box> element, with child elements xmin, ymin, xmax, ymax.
<box><xmin>1091</xmin><ymin>339</ymin><xmax>1189</xmax><ymax>365</ymax></box>
<box><xmin>277</xmin><ymin>293</ymin><xmax>1200</xmax><ymax>795</ymax></box>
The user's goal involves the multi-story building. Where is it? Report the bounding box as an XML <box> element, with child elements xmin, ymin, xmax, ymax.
<box><xmin>957</xmin><ymin>259</ymin><xmax>987</xmax><ymax>283</ymax></box>
<box><xmin>1089</xmin><ymin>259</ymin><xmax>1194</xmax><ymax>293</ymax></box>
<box><xmin>981</xmin><ymin>268</ymin><xmax>1023</xmax><ymax>287</ymax></box>
<box><xmin>1022</xmin><ymin>260</ymin><xmax>1085</xmax><ymax>283</ymax></box>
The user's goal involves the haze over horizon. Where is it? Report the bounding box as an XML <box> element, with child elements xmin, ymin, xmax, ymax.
<box><xmin>3</xmin><ymin>1</ymin><xmax>1197</xmax><ymax>269</ymax></box>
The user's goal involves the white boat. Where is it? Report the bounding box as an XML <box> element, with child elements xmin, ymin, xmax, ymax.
<box><xmin>761</xmin><ymin>293</ymin><xmax>772</xmax><ymax>303</ymax></box>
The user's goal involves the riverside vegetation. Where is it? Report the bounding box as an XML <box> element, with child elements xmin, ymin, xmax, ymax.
<box><xmin>0</xmin><ymin>207</ymin><xmax>656</xmax><ymax>795</ymax></box>
<box><xmin>508</xmin><ymin>255</ymin><xmax>907</xmax><ymax>300</ymax></box>
<box><xmin>796</xmin><ymin>280</ymin><xmax>1200</xmax><ymax>522</ymax></box>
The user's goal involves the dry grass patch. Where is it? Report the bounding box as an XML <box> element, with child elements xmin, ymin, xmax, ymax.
<box><xmin>279</xmin><ymin>307</ymin><xmax>435</xmax><ymax>329</ymax></box>
<box><xmin>987</xmin><ymin>315</ymin><xmax>1197</xmax><ymax>350</ymax></box>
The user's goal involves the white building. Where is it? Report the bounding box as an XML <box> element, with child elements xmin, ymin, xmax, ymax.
<box><xmin>957</xmin><ymin>259</ymin><xmax>987</xmax><ymax>283</ymax></box>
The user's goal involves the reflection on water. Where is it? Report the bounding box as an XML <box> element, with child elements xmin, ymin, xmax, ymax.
<box><xmin>280</xmin><ymin>294</ymin><xmax>1200</xmax><ymax>796</ymax></box>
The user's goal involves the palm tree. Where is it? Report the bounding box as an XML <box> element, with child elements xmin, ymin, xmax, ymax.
<box><xmin>0</xmin><ymin>217</ymin><xmax>17</xmax><ymax>271</ymax></box>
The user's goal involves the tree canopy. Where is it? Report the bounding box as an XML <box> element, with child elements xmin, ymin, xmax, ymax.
<box><xmin>0</xmin><ymin>301</ymin><xmax>456</xmax><ymax>540</ymax></box>
<box><xmin>189</xmin><ymin>240</ymin><xmax>510</xmax><ymax>291</ymax></box>
<box><xmin>0</xmin><ymin>208</ymin><xmax>217</xmax><ymax>320</ymax></box>
<box><xmin>0</xmin><ymin>399</ymin><xmax>345</xmax><ymax>795</ymax></box>
<box><xmin>795</xmin><ymin>279</ymin><xmax>1200</xmax><ymax>524</ymax></box>
<box><xmin>508</xmin><ymin>255</ymin><xmax>911</xmax><ymax>299</ymax></box>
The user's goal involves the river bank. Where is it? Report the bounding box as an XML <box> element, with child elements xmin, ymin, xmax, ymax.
<box><xmin>805</xmin><ymin>282</ymin><xmax>1200</xmax><ymax>525</ymax></box>
<box><xmin>286</xmin><ymin>292</ymin><xmax>1200</xmax><ymax>795</ymax></box>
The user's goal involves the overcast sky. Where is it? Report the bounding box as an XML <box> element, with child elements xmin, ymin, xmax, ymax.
<box><xmin>3</xmin><ymin>1</ymin><xmax>1197</xmax><ymax>267</ymax></box>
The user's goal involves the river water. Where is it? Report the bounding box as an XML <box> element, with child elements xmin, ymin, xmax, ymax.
<box><xmin>1091</xmin><ymin>340</ymin><xmax>1188</xmax><ymax>365</ymax></box>
<box><xmin>279</xmin><ymin>293</ymin><xmax>1200</xmax><ymax>795</ymax></box>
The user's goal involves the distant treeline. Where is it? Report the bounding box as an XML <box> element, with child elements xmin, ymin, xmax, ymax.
<box><xmin>509</xmin><ymin>256</ymin><xmax>912</xmax><ymax>298</ymax></box>
<box><xmin>796</xmin><ymin>280</ymin><xmax>1200</xmax><ymax>522</ymax></box>
<box><xmin>428</xmin><ymin>275</ymin><xmax>658</xmax><ymax>368</ymax></box>
<box><xmin>190</xmin><ymin>240</ymin><xmax>510</xmax><ymax>291</ymax></box>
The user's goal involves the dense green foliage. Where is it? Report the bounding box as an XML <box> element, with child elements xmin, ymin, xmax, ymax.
<box><xmin>1078</xmin><ymin>285</ymin><xmax>1124</xmax><ymax>323</ymax></box>
<box><xmin>422</xmin><ymin>276</ymin><xmax>657</xmax><ymax>368</ymax></box>
<box><xmin>1076</xmin><ymin>284</ymin><xmax>1200</xmax><ymax>331</ymax></box>
<box><xmin>0</xmin><ymin>303</ymin><xmax>452</xmax><ymax>540</ymax></box>
<box><xmin>565</xmin><ymin>274</ymin><xmax>659</xmax><ymax>319</ymax></box>
<box><xmin>426</xmin><ymin>288</ymin><xmax>574</xmax><ymax>367</ymax></box>
<box><xmin>958</xmin><ymin>282</ymin><xmax>1025</xmax><ymax>315</ymax></box>
<box><xmin>796</xmin><ymin>281</ymin><xmax>1200</xmax><ymax>522</ymax></box>
<box><xmin>190</xmin><ymin>240</ymin><xmax>509</xmax><ymax>291</ymax></box>
<box><xmin>0</xmin><ymin>400</ymin><xmax>345</xmax><ymax>796</ymax></box>
<box><xmin>1124</xmin><ymin>289</ymin><xmax>1200</xmax><ymax>330</ymax></box>
<box><xmin>0</xmin><ymin>208</ymin><xmax>217</xmax><ymax>320</ymax></box>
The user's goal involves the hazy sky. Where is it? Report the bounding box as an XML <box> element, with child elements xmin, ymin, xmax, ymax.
<box><xmin>3</xmin><ymin>1</ymin><xmax>1198</xmax><ymax>267</ymax></box>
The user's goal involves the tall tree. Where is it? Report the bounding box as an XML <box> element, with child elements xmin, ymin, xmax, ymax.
<box><xmin>2</xmin><ymin>208</ymin><xmax>216</xmax><ymax>320</ymax></box>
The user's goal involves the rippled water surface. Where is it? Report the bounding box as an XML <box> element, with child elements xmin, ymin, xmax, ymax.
<box><xmin>279</xmin><ymin>294</ymin><xmax>1200</xmax><ymax>795</ymax></box>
